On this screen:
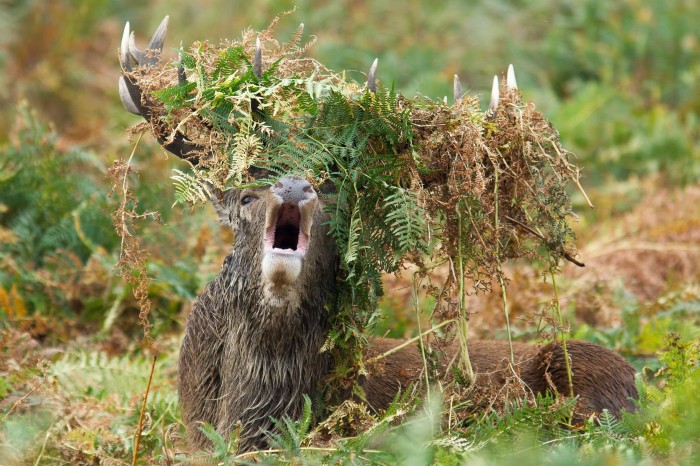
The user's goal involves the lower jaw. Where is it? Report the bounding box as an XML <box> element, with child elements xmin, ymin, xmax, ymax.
<box><xmin>261</xmin><ymin>251</ymin><xmax>304</xmax><ymax>285</ymax></box>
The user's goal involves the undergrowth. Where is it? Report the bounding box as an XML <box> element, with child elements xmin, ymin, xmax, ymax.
<box><xmin>1</xmin><ymin>325</ymin><xmax>698</xmax><ymax>464</ymax></box>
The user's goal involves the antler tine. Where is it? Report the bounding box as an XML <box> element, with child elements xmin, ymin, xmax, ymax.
<box><xmin>367</xmin><ymin>58</ymin><xmax>378</xmax><ymax>93</ymax></box>
<box><xmin>120</xmin><ymin>17</ymin><xmax>170</xmax><ymax>116</ymax></box>
<box><xmin>118</xmin><ymin>76</ymin><xmax>142</xmax><ymax>116</ymax></box>
<box><xmin>120</xmin><ymin>22</ymin><xmax>133</xmax><ymax>71</ymax></box>
<box><xmin>147</xmin><ymin>15</ymin><xmax>169</xmax><ymax>54</ymax></box>
<box><xmin>254</xmin><ymin>37</ymin><xmax>263</xmax><ymax>78</ymax></box>
<box><xmin>127</xmin><ymin>15</ymin><xmax>169</xmax><ymax>68</ymax></box>
<box><xmin>453</xmin><ymin>74</ymin><xmax>463</xmax><ymax>103</ymax></box>
<box><xmin>488</xmin><ymin>75</ymin><xmax>499</xmax><ymax>112</ymax></box>
<box><xmin>119</xmin><ymin>17</ymin><xmax>208</xmax><ymax>165</ymax></box>
<box><xmin>119</xmin><ymin>22</ymin><xmax>143</xmax><ymax>115</ymax></box>
<box><xmin>127</xmin><ymin>31</ymin><xmax>148</xmax><ymax>66</ymax></box>
<box><xmin>506</xmin><ymin>64</ymin><xmax>517</xmax><ymax>90</ymax></box>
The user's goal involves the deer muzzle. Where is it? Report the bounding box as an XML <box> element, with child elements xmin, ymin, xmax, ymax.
<box><xmin>262</xmin><ymin>177</ymin><xmax>318</xmax><ymax>285</ymax></box>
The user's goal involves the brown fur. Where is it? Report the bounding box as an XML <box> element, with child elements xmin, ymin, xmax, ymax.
<box><xmin>364</xmin><ymin>338</ymin><xmax>637</xmax><ymax>420</ymax></box>
<box><xmin>179</xmin><ymin>179</ymin><xmax>638</xmax><ymax>452</ymax></box>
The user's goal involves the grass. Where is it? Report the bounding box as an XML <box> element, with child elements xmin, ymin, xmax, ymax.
<box><xmin>1</xmin><ymin>0</ymin><xmax>699</xmax><ymax>464</ymax></box>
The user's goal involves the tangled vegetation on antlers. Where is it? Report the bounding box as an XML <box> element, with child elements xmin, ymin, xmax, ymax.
<box><xmin>125</xmin><ymin>15</ymin><xmax>586</xmax><ymax>380</ymax></box>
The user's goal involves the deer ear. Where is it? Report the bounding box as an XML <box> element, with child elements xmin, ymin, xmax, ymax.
<box><xmin>209</xmin><ymin>187</ymin><xmax>237</xmax><ymax>227</ymax></box>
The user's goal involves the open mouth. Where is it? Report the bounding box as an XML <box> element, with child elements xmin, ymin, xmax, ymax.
<box><xmin>265</xmin><ymin>203</ymin><xmax>309</xmax><ymax>256</ymax></box>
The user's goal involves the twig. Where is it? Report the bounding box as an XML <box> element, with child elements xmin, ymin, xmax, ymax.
<box><xmin>572</xmin><ymin>168</ymin><xmax>594</xmax><ymax>209</ymax></box>
<box><xmin>550</xmin><ymin>272</ymin><xmax>574</xmax><ymax>399</ymax></box>
<box><xmin>235</xmin><ymin>446</ymin><xmax>383</xmax><ymax>460</ymax></box>
<box><xmin>33</xmin><ymin>423</ymin><xmax>53</xmax><ymax>466</ymax></box>
<box><xmin>563</xmin><ymin>251</ymin><xmax>585</xmax><ymax>268</ymax></box>
<box><xmin>0</xmin><ymin>375</ymin><xmax>46</xmax><ymax>425</ymax></box>
<box><xmin>367</xmin><ymin>319</ymin><xmax>456</xmax><ymax>364</ymax></box>
<box><xmin>456</xmin><ymin>207</ymin><xmax>475</xmax><ymax>385</ymax></box>
<box><xmin>505</xmin><ymin>215</ymin><xmax>545</xmax><ymax>240</ymax></box>
<box><xmin>505</xmin><ymin>215</ymin><xmax>585</xmax><ymax>267</ymax></box>
<box><xmin>132</xmin><ymin>355</ymin><xmax>157</xmax><ymax>466</ymax></box>
<box><xmin>547</xmin><ymin>137</ymin><xmax>594</xmax><ymax>208</ymax></box>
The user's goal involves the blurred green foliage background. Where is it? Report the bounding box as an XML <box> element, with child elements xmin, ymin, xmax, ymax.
<box><xmin>1</xmin><ymin>0</ymin><xmax>699</xmax><ymax>463</ymax></box>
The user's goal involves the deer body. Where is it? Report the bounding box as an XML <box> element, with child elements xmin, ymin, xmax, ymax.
<box><xmin>179</xmin><ymin>179</ymin><xmax>338</xmax><ymax>450</ymax></box>
<box><xmin>118</xmin><ymin>18</ymin><xmax>637</xmax><ymax>453</ymax></box>
<box><xmin>177</xmin><ymin>178</ymin><xmax>637</xmax><ymax>451</ymax></box>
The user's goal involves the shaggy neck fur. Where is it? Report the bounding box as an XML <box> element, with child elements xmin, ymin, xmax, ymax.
<box><xmin>179</xmin><ymin>210</ymin><xmax>338</xmax><ymax>451</ymax></box>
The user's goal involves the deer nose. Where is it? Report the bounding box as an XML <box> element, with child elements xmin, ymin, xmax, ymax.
<box><xmin>272</xmin><ymin>177</ymin><xmax>316</xmax><ymax>204</ymax></box>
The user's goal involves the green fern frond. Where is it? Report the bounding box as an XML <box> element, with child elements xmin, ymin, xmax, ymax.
<box><xmin>343</xmin><ymin>200</ymin><xmax>362</xmax><ymax>267</ymax></box>
<box><xmin>597</xmin><ymin>409</ymin><xmax>622</xmax><ymax>434</ymax></box>
<box><xmin>385</xmin><ymin>187</ymin><xmax>427</xmax><ymax>254</ymax></box>
<box><xmin>199</xmin><ymin>423</ymin><xmax>230</xmax><ymax>454</ymax></box>
<box><xmin>267</xmin><ymin>395</ymin><xmax>314</xmax><ymax>453</ymax></box>
<box><xmin>171</xmin><ymin>169</ymin><xmax>212</xmax><ymax>206</ymax></box>
<box><xmin>50</xmin><ymin>351</ymin><xmax>154</xmax><ymax>400</ymax></box>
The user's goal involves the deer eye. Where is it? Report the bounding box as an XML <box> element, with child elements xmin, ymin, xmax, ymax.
<box><xmin>241</xmin><ymin>195</ymin><xmax>257</xmax><ymax>206</ymax></box>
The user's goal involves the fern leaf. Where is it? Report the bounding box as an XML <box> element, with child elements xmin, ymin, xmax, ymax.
<box><xmin>385</xmin><ymin>187</ymin><xmax>427</xmax><ymax>254</ymax></box>
<box><xmin>171</xmin><ymin>169</ymin><xmax>212</xmax><ymax>206</ymax></box>
<box><xmin>344</xmin><ymin>200</ymin><xmax>362</xmax><ymax>267</ymax></box>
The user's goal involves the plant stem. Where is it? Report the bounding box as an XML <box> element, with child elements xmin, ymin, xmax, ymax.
<box><xmin>457</xmin><ymin>208</ymin><xmax>475</xmax><ymax>385</ymax></box>
<box><xmin>368</xmin><ymin>318</ymin><xmax>456</xmax><ymax>363</ymax></box>
<box><xmin>413</xmin><ymin>274</ymin><xmax>432</xmax><ymax>397</ymax></box>
<box><xmin>493</xmin><ymin>162</ymin><xmax>514</xmax><ymax>363</ymax></box>
<box><xmin>497</xmin><ymin>267</ymin><xmax>514</xmax><ymax>364</ymax></box>
<box><xmin>550</xmin><ymin>272</ymin><xmax>574</xmax><ymax>398</ymax></box>
<box><xmin>33</xmin><ymin>423</ymin><xmax>52</xmax><ymax>466</ymax></box>
<box><xmin>132</xmin><ymin>355</ymin><xmax>157</xmax><ymax>466</ymax></box>
<box><xmin>0</xmin><ymin>375</ymin><xmax>46</xmax><ymax>426</ymax></box>
<box><xmin>120</xmin><ymin>133</ymin><xmax>142</xmax><ymax>259</ymax></box>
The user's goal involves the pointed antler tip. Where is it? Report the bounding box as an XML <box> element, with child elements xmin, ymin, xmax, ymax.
<box><xmin>506</xmin><ymin>63</ymin><xmax>518</xmax><ymax>90</ymax></box>
<box><xmin>367</xmin><ymin>58</ymin><xmax>378</xmax><ymax>93</ymax></box>
<box><xmin>489</xmin><ymin>75</ymin><xmax>500</xmax><ymax>111</ymax></box>
<box><xmin>453</xmin><ymin>74</ymin><xmax>463</xmax><ymax>103</ymax></box>
<box><xmin>120</xmin><ymin>22</ymin><xmax>131</xmax><ymax>64</ymax></box>
<box><xmin>147</xmin><ymin>15</ymin><xmax>170</xmax><ymax>53</ymax></box>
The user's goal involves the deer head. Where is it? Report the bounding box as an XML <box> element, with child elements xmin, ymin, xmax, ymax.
<box><xmin>119</xmin><ymin>18</ymin><xmax>339</xmax><ymax>313</ymax></box>
<box><xmin>212</xmin><ymin>176</ymin><xmax>336</xmax><ymax>312</ymax></box>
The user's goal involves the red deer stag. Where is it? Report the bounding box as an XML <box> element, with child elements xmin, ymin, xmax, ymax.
<box><xmin>118</xmin><ymin>17</ymin><xmax>638</xmax><ymax>452</ymax></box>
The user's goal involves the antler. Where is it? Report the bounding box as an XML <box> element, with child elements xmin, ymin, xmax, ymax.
<box><xmin>453</xmin><ymin>74</ymin><xmax>464</xmax><ymax>103</ymax></box>
<box><xmin>367</xmin><ymin>58</ymin><xmax>378</xmax><ymax>93</ymax></box>
<box><xmin>118</xmin><ymin>16</ymin><xmax>209</xmax><ymax>165</ymax></box>
<box><xmin>486</xmin><ymin>63</ymin><xmax>518</xmax><ymax>113</ymax></box>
